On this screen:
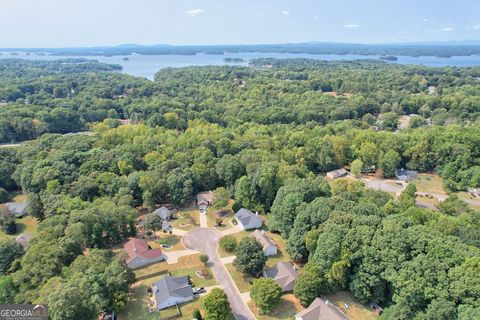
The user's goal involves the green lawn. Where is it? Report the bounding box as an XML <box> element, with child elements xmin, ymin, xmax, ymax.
<box><xmin>324</xmin><ymin>291</ymin><xmax>378</xmax><ymax>320</ymax></box>
<box><xmin>248</xmin><ymin>293</ymin><xmax>302</xmax><ymax>320</ymax></box>
<box><xmin>170</xmin><ymin>208</ymin><xmax>199</xmax><ymax>231</ymax></box>
<box><xmin>0</xmin><ymin>215</ymin><xmax>39</xmax><ymax>241</ymax></box>
<box><xmin>218</xmin><ymin>231</ymin><xmax>251</xmax><ymax>258</ymax></box>
<box><xmin>148</xmin><ymin>234</ymin><xmax>184</xmax><ymax>251</ymax></box>
<box><xmin>224</xmin><ymin>263</ymin><xmax>252</xmax><ymax>293</ymax></box>
<box><xmin>134</xmin><ymin>254</ymin><xmax>217</xmax><ymax>288</ymax></box>
<box><xmin>120</xmin><ymin>283</ymin><xmax>203</xmax><ymax>320</ymax></box>
<box><xmin>414</xmin><ymin>174</ymin><xmax>446</xmax><ymax>194</ymax></box>
<box><xmin>206</xmin><ymin>199</ymin><xmax>235</xmax><ymax>230</ymax></box>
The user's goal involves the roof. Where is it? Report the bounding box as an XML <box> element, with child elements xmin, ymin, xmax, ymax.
<box><xmin>296</xmin><ymin>298</ymin><xmax>348</xmax><ymax>320</ymax></box>
<box><xmin>153</xmin><ymin>206</ymin><xmax>171</xmax><ymax>220</ymax></box>
<box><xmin>152</xmin><ymin>275</ymin><xmax>193</xmax><ymax>305</ymax></box>
<box><xmin>264</xmin><ymin>261</ymin><xmax>298</xmax><ymax>291</ymax></box>
<box><xmin>235</xmin><ymin>208</ymin><xmax>263</xmax><ymax>227</ymax></box>
<box><xmin>124</xmin><ymin>238</ymin><xmax>163</xmax><ymax>264</ymax></box>
<box><xmin>162</xmin><ymin>220</ymin><xmax>171</xmax><ymax>231</ymax></box>
<box><xmin>197</xmin><ymin>191</ymin><xmax>213</xmax><ymax>204</ymax></box>
<box><xmin>395</xmin><ymin>168</ymin><xmax>418</xmax><ymax>179</ymax></box>
<box><xmin>326</xmin><ymin>169</ymin><xmax>348</xmax><ymax>179</ymax></box>
<box><xmin>5</xmin><ymin>202</ymin><xmax>27</xmax><ymax>217</ymax></box>
<box><xmin>250</xmin><ymin>230</ymin><xmax>277</xmax><ymax>251</ymax></box>
<box><xmin>15</xmin><ymin>233</ymin><xmax>32</xmax><ymax>247</ymax></box>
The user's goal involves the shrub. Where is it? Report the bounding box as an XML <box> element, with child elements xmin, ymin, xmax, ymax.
<box><xmin>219</xmin><ymin>235</ymin><xmax>237</xmax><ymax>252</ymax></box>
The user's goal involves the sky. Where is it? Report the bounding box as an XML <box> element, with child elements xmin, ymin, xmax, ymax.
<box><xmin>1</xmin><ymin>0</ymin><xmax>480</xmax><ymax>47</ymax></box>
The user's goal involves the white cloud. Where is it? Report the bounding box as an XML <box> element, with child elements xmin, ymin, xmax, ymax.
<box><xmin>344</xmin><ymin>24</ymin><xmax>360</xmax><ymax>28</ymax></box>
<box><xmin>421</xmin><ymin>18</ymin><xmax>435</xmax><ymax>23</ymax></box>
<box><xmin>430</xmin><ymin>27</ymin><xmax>454</xmax><ymax>32</ymax></box>
<box><xmin>313</xmin><ymin>16</ymin><xmax>319</xmax><ymax>20</ymax></box>
<box><xmin>185</xmin><ymin>9</ymin><xmax>205</xmax><ymax>17</ymax></box>
<box><xmin>282</xmin><ymin>10</ymin><xmax>290</xmax><ymax>15</ymax></box>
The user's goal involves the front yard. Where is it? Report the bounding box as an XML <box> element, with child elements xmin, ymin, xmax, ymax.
<box><xmin>248</xmin><ymin>293</ymin><xmax>303</xmax><ymax>320</ymax></box>
<box><xmin>0</xmin><ymin>215</ymin><xmax>38</xmax><ymax>241</ymax></box>
<box><xmin>224</xmin><ymin>263</ymin><xmax>252</xmax><ymax>293</ymax></box>
<box><xmin>324</xmin><ymin>291</ymin><xmax>378</xmax><ymax>320</ymax></box>
<box><xmin>170</xmin><ymin>207</ymin><xmax>199</xmax><ymax>231</ymax></box>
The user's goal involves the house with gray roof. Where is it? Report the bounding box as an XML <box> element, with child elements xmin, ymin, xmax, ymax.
<box><xmin>234</xmin><ymin>208</ymin><xmax>263</xmax><ymax>230</ymax></box>
<box><xmin>264</xmin><ymin>261</ymin><xmax>298</xmax><ymax>292</ymax></box>
<box><xmin>151</xmin><ymin>275</ymin><xmax>194</xmax><ymax>310</ymax></box>
<box><xmin>162</xmin><ymin>220</ymin><xmax>172</xmax><ymax>232</ymax></box>
<box><xmin>5</xmin><ymin>202</ymin><xmax>27</xmax><ymax>218</ymax></box>
<box><xmin>153</xmin><ymin>206</ymin><xmax>171</xmax><ymax>220</ymax></box>
<box><xmin>295</xmin><ymin>298</ymin><xmax>348</xmax><ymax>320</ymax></box>
<box><xmin>250</xmin><ymin>230</ymin><xmax>278</xmax><ymax>256</ymax></box>
<box><xmin>326</xmin><ymin>169</ymin><xmax>348</xmax><ymax>180</ymax></box>
<box><xmin>395</xmin><ymin>168</ymin><xmax>418</xmax><ymax>181</ymax></box>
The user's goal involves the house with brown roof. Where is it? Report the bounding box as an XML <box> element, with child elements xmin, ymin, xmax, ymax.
<box><xmin>295</xmin><ymin>298</ymin><xmax>348</xmax><ymax>320</ymax></box>
<box><xmin>124</xmin><ymin>238</ymin><xmax>165</xmax><ymax>269</ymax></box>
<box><xmin>197</xmin><ymin>191</ymin><xmax>214</xmax><ymax>208</ymax></box>
<box><xmin>264</xmin><ymin>261</ymin><xmax>298</xmax><ymax>292</ymax></box>
<box><xmin>250</xmin><ymin>230</ymin><xmax>278</xmax><ymax>256</ymax></box>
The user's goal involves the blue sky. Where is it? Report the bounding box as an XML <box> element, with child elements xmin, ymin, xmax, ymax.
<box><xmin>1</xmin><ymin>0</ymin><xmax>479</xmax><ymax>47</ymax></box>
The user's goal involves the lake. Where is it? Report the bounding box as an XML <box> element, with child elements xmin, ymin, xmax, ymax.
<box><xmin>2</xmin><ymin>51</ymin><xmax>480</xmax><ymax>80</ymax></box>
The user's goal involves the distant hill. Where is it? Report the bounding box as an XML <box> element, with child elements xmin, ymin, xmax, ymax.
<box><xmin>2</xmin><ymin>41</ymin><xmax>480</xmax><ymax>57</ymax></box>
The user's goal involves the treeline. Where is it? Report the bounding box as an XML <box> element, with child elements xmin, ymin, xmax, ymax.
<box><xmin>6</xmin><ymin>42</ymin><xmax>480</xmax><ymax>57</ymax></box>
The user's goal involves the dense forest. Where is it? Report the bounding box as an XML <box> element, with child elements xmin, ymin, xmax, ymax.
<box><xmin>0</xmin><ymin>59</ymin><xmax>479</xmax><ymax>319</ymax></box>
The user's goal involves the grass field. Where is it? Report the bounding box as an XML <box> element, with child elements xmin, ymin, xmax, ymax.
<box><xmin>414</xmin><ymin>174</ymin><xmax>446</xmax><ymax>194</ymax></box>
<box><xmin>170</xmin><ymin>208</ymin><xmax>199</xmax><ymax>231</ymax></box>
<box><xmin>224</xmin><ymin>263</ymin><xmax>252</xmax><ymax>293</ymax></box>
<box><xmin>324</xmin><ymin>291</ymin><xmax>378</xmax><ymax>320</ymax></box>
<box><xmin>0</xmin><ymin>215</ymin><xmax>39</xmax><ymax>241</ymax></box>
<box><xmin>248</xmin><ymin>293</ymin><xmax>303</xmax><ymax>320</ymax></box>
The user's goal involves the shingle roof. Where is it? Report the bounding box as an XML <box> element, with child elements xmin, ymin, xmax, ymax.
<box><xmin>124</xmin><ymin>238</ymin><xmax>163</xmax><ymax>264</ymax></box>
<box><xmin>15</xmin><ymin>233</ymin><xmax>32</xmax><ymax>247</ymax></box>
<box><xmin>162</xmin><ymin>220</ymin><xmax>171</xmax><ymax>231</ymax></box>
<box><xmin>264</xmin><ymin>261</ymin><xmax>298</xmax><ymax>292</ymax></box>
<box><xmin>326</xmin><ymin>169</ymin><xmax>348</xmax><ymax>179</ymax></box>
<box><xmin>197</xmin><ymin>191</ymin><xmax>213</xmax><ymax>204</ymax></box>
<box><xmin>152</xmin><ymin>275</ymin><xmax>193</xmax><ymax>306</ymax></box>
<box><xmin>5</xmin><ymin>202</ymin><xmax>27</xmax><ymax>217</ymax></box>
<box><xmin>235</xmin><ymin>208</ymin><xmax>262</xmax><ymax>227</ymax></box>
<box><xmin>154</xmin><ymin>206</ymin><xmax>171</xmax><ymax>220</ymax></box>
<box><xmin>250</xmin><ymin>230</ymin><xmax>277</xmax><ymax>251</ymax></box>
<box><xmin>296</xmin><ymin>298</ymin><xmax>348</xmax><ymax>320</ymax></box>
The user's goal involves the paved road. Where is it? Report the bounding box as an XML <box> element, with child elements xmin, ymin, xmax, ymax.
<box><xmin>183</xmin><ymin>228</ymin><xmax>256</xmax><ymax>320</ymax></box>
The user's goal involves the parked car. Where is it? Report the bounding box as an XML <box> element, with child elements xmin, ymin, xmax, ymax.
<box><xmin>160</xmin><ymin>244</ymin><xmax>171</xmax><ymax>248</ymax></box>
<box><xmin>193</xmin><ymin>287</ymin><xmax>206</xmax><ymax>294</ymax></box>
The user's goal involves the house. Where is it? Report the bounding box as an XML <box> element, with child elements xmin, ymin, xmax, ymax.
<box><xmin>5</xmin><ymin>202</ymin><xmax>27</xmax><ymax>218</ymax></box>
<box><xmin>153</xmin><ymin>206</ymin><xmax>171</xmax><ymax>220</ymax></box>
<box><xmin>124</xmin><ymin>238</ymin><xmax>165</xmax><ymax>269</ymax></box>
<box><xmin>326</xmin><ymin>169</ymin><xmax>348</xmax><ymax>179</ymax></box>
<box><xmin>427</xmin><ymin>86</ymin><xmax>438</xmax><ymax>96</ymax></box>
<box><xmin>395</xmin><ymin>168</ymin><xmax>418</xmax><ymax>181</ymax></box>
<box><xmin>151</xmin><ymin>275</ymin><xmax>193</xmax><ymax>310</ymax></box>
<box><xmin>197</xmin><ymin>191</ymin><xmax>214</xmax><ymax>208</ymax></box>
<box><xmin>234</xmin><ymin>208</ymin><xmax>263</xmax><ymax>230</ymax></box>
<box><xmin>295</xmin><ymin>298</ymin><xmax>348</xmax><ymax>320</ymax></box>
<box><xmin>15</xmin><ymin>233</ymin><xmax>32</xmax><ymax>247</ymax></box>
<box><xmin>264</xmin><ymin>261</ymin><xmax>298</xmax><ymax>292</ymax></box>
<box><xmin>250</xmin><ymin>230</ymin><xmax>278</xmax><ymax>256</ymax></box>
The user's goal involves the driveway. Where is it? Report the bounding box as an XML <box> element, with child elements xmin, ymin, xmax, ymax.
<box><xmin>163</xmin><ymin>249</ymin><xmax>199</xmax><ymax>264</ymax></box>
<box><xmin>183</xmin><ymin>228</ymin><xmax>256</xmax><ymax>320</ymax></box>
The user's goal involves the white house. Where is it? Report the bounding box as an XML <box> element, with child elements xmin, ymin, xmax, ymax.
<box><xmin>250</xmin><ymin>230</ymin><xmax>278</xmax><ymax>256</ymax></box>
<box><xmin>234</xmin><ymin>208</ymin><xmax>263</xmax><ymax>230</ymax></box>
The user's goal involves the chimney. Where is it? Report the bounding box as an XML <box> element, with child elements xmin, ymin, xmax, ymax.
<box><xmin>261</xmin><ymin>229</ymin><xmax>265</xmax><ymax>235</ymax></box>
<box><xmin>255</xmin><ymin>211</ymin><xmax>258</xmax><ymax>216</ymax></box>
